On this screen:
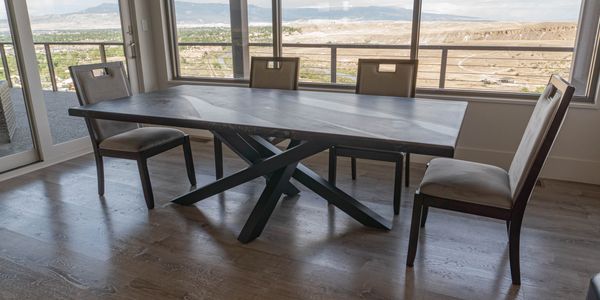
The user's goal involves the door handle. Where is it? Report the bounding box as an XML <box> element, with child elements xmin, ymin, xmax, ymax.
<box><xmin>129</xmin><ymin>42</ymin><xmax>137</xmax><ymax>59</ymax></box>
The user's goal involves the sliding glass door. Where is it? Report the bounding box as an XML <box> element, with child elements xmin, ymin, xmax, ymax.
<box><xmin>0</xmin><ymin>0</ymin><xmax>39</xmax><ymax>172</ymax></box>
<box><xmin>0</xmin><ymin>0</ymin><xmax>138</xmax><ymax>174</ymax></box>
<box><xmin>26</xmin><ymin>0</ymin><xmax>128</xmax><ymax>145</ymax></box>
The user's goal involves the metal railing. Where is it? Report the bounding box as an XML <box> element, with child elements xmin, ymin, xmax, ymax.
<box><xmin>0</xmin><ymin>41</ymin><xmax>574</xmax><ymax>94</ymax></box>
<box><xmin>0</xmin><ymin>41</ymin><xmax>124</xmax><ymax>91</ymax></box>
<box><xmin>178</xmin><ymin>42</ymin><xmax>574</xmax><ymax>92</ymax></box>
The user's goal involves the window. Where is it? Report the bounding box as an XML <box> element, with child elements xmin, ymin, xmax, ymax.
<box><xmin>281</xmin><ymin>0</ymin><xmax>414</xmax><ymax>84</ymax></box>
<box><xmin>168</xmin><ymin>0</ymin><xmax>600</xmax><ymax>102</ymax></box>
<box><xmin>419</xmin><ymin>0</ymin><xmax>588</xmax><ymax>95</ymax></box>
<box><xmin>171</xmin><ymin>0</ymin><xmax>273</xmax><ymax>79</ymax></box>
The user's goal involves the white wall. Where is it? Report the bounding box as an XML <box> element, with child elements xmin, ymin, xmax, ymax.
<box><xmin>454</xmin><ymin>99</ymin><xmax>600</xmax><ymax>185</ymax></box>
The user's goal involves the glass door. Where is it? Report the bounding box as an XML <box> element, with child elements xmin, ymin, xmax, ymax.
<box><xmin>0</xmin><ymin>0</ymin><xmax>39</xmax><ymax>172</ymax></box>
<box><xmin>26</xmin><ymin>0</ymin><xmax>129</xmax><ymax>145</ymax></box>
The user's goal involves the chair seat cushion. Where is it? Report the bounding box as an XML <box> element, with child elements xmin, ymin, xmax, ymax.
<box><xmin>99</xmin><ymin>127</ymin><xmax>185</xmax><ymax>153</ymax></box>
<box><xmin>419</xmin><ymin>158</ymin><xmax>513</xmax><ymax>209</ymax></box>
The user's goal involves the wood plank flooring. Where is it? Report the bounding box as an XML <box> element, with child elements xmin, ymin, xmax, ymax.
<box><xmin>0</xmin><ymin>140</ymin><xmax>599</xmax><ymax>299</ymax></box>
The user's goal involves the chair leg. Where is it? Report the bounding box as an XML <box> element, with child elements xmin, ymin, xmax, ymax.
<box><xmin>95</xmin><ymin>154</ymin><xmax>105</xmax><ymax>196</ymax></box>
<box><xmin>420</xmin><ymin>205</ymin><xmax>429</xmax><ymax>228</ymax></box>
<box><xmin>405</xmin><ymin>153</ymin><xmax>410</xmax><ymax>187</ymax></box>
<box><xmin>328</xmin><ymin>147</ymin><xmax>337</xmax><ymax>185</ymax></box>
<box><xmin>182</xmin><ymin>136</ymin><xmax>197</xmax><ymax>186</ymax></box>
<box><xmin>506</xmin><ymin>220</ymin><xmax>511</xmax><ymax>238</ymax></box>
<box><xmin>393</xmin><ymin>158</ymin><xmax>403</xmax><ymax>215</ymax></box>
<box><xmin>406</xmin><ymin>196</ymin><xmax>424</xmax><ymax>267</ymax></box>
<box><xmin>136</xmin><ymin>158</ymin><xmax>154</xmax><ymax>209</ymax></box>
<box><xmin>509</xmin><ymin>220</ymin><xmax>522</xmax><ymax>285</ymax></box>
<box><xmin>214</xmin><ymin>135</ymin><xmax>224</xmax><ymax>180</ymax></box>
<box><xmin>351</xmin><ymin>157</ymin><xmax>357</xmax><ymax>180</ymax></box>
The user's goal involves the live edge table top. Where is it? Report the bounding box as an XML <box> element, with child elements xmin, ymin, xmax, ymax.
<box><xmin>69</xmin><ymin>85</ymin><xmax>468</xmax><ymax>156</ymax></box>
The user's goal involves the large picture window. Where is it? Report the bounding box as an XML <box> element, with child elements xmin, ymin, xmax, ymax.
<box><xmin>168</xmin><ymin>0</ymin><xmax>599</xmax><ymax>102</ymax></box>
<box><xmin>419</xmin><ymin>0</ymin><xmax>586</xmax><ymax>94</ymax></box>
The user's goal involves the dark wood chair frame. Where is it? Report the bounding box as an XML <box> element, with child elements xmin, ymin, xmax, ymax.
<box><xmin>406</xmin><ymin>75</ymin><xmax>575</xmax><ymax>285</ymax></box>
<box><xmin>328</xmin><ymin>59</ymin><xmax>418</xmax><ymax>215</ymax></box>
<box><xmin>70</xmin><ymin>62</ymin><xmax>197</xmax><ymax>209</ymax></box>
<box><xmin>213</xmin><ymin>57</ymin><xmax>300</xmax><ymax>180</ymax></box>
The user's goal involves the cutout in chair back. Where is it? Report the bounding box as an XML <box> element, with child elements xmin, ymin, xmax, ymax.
<box><xmin>267</xmin><ymin>61</ymin><xmax>282</xmax><ymax>69</ymax></box>
<box><xmin>378</xmin><ymin>64</ymin><xmax>397</xmax><ymax>73</ymax></box>
<box><xmin>91</xmin><ymin>67</ymin><xmax>109</xmax><ymax>78</ymax></box>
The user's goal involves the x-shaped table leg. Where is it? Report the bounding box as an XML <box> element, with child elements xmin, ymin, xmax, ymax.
<box><xmin>212</xmin><ymin>130</ymin><xmax>300</xmax><ymax>196</ymax></box>
<box><xmin>245</xmin><ymin>136</ymin><xmax>392</xmax><ymax>231</ymax></box>
<box><xmin>172</xmin><ymin>131</ymin><xmax>391</xmax><ymax>243</ymax></box>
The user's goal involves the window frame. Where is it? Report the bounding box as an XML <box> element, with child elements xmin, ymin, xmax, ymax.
<box><xmin>166</xmin><ymin>0</ymin><xmax>600</xmax><ymax>104</ymax></box>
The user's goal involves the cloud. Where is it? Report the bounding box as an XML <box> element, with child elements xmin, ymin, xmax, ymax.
<box><xmin>26</xmin><ymin>0</ymin><xmax>115</xmax><ymax>16</ymax></box>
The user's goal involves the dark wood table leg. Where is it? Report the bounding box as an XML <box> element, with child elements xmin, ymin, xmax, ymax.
<box><xmin>173</xmin><ymin>133</ymin><xmax>391</xmax><ymax>242</ymax></box>
<box><xmin>172</xmin><ymin>135</ymin><xmax>327</xmax><ymax>205</ymax></box>
<box><xmin>213</xmin><ymin>130</ymin><xmax>300</xmax><ymax>197</ymax></box>
<box><xmin>237</xmin><ymin>162</ymin><xmax>299</xmax><ymax>243</ymax></box>
<box><xmin>248</xmin><ymin>136</ymin><xmax>392</xmax><ymax>230</ymax></box>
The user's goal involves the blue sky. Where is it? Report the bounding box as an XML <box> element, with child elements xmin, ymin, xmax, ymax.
<box><xmin>23</xmin><ymin>0</ymin><xmax>582</xmax><ymax>21</ymax></box>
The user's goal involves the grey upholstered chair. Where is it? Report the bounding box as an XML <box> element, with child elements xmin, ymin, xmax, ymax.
<box><xmin>213</xmin><ymin>57</ymin><xmax>300</xmax><ymax>179</ymax></box>
<box><xmin>70</xmin><ymin>62</ymin><xmax>196</xmax><ymax>209</ymax></box>
<box><xmin>329</xmin><ymin>59</ymin><xmax>418</xmax><ymax>215</ymax></box>
<box><xmin>406</xmin><ymin>75</ymin><xmax>575</xmax><ymax>285</ymax></box>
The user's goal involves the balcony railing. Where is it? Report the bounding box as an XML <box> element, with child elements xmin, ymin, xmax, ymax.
<box><xmin>178</xmin><ymin>42</ymin><xmax>574</xmax><ymax>93</ymax></box>
<box><xmin>0</xmin><ymin>41</ymin><xmax>124</xmax><ymax>92</ymax></box>
<box><xmin>0</xmin><ymin>41</ymin><xmax>574</xmax><ymax>95</ymax></box>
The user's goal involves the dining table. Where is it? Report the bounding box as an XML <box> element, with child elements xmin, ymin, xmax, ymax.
<box><xmin>69</xmin><ymin>84</ymin><xmax>468</xmax><ymax>243</ymax></box>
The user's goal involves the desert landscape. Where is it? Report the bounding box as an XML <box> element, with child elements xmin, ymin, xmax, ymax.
<box><xmin>179</xmin><ymin>20</ymin><xmax>577</xmax><ymax>93</ymax></box>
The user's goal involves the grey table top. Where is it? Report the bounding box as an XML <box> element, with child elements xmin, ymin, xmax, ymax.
<box><xmin>69</xmin><ymin>85</ymin><xmax>468</xmax><ymax>156</ymax></box>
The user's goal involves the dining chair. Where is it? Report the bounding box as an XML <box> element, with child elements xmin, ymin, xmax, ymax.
<box><xmin>70</xmin><ymin>62</ymin><xmax>196</xmax><ymax>209</ymax></box>
<box><xmin>213</xmin><ymin>56</ymin><xmax>300</xmax><ymax>179</ymax></box>
<box><xmin>328</xmin><ymin>59</ymin><xmax>418</xmax><ymax>215</ymax></box>
<box><xmin>406</xmin><ymin>75</ymin><xmax>575</xmax><ymax>285</ymax></box>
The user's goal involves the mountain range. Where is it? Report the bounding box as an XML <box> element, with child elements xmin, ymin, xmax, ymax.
<box><xmin>0</xmin><ymin>2</ymin><xmax>480</xmax><ymax>32</ymax></box>
<box><xmin>50</xmin><ymin>2</ymin><xmax>477</xmax><ymax>27</ymax></box>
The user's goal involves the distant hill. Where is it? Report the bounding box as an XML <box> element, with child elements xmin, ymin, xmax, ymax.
<box><xmin>79</xmin><ymin>3</ymin><xmax>120</xmax><ymax>14</ymax></box>
<box><xmin>0</xmin><ymin>1</ymin><xmax>481</xmax><ymax>33</ymax></box>
<box><xmin>176</xmin><ymin>2</ymin><xmax>478</xmax><ymax>24</ymax></box>
<box><xmin>174</xmin><ymin>2</ymin><xmax>478</xmax><ymax>24</ymax></box>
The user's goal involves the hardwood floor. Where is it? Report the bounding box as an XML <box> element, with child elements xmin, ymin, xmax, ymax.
<box><xmin>0</xmin><ymin>140</ymin><xmax>599</xmax><ymax>299</ymax></box>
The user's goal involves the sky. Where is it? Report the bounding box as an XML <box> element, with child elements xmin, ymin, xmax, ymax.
<box><xmin>21</xmin><ymin>0</ymin><xmax>583</xmax><ymax>21</ymax></box>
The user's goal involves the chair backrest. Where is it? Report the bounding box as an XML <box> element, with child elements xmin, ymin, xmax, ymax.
<box><xmin>69</xmin><ymin>62</ymin><xmax>137</xmax><ymax>142</ymax></box>
<box><xmin>508</xmin><ymin>75</ymin><xmax>575</xmax><ymax>210</ymax></box>
<box><xmin>356</xmin><ymin>59</ymin><xmax>418</xmax><ymax>97</ymax></box>
<box><xmin>249</xmin><ymin>57</ymin><xmax>300</xmax><ymax>90</ymax></box>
